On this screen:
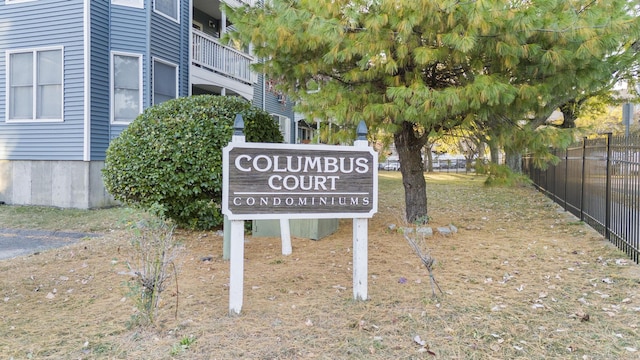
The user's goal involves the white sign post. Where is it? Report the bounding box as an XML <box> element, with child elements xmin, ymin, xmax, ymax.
<box><xmin>223</xmin><ymin>115</ymin><xmax>377</xmax><ymax>314</ymax></box>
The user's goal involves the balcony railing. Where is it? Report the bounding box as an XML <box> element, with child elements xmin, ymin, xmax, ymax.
<box><xmin>230</xmin><ymin>0</ymin><xmax>253</xmax><ymax>5</ymax></box>
<box><xmin>192</xmin><ymin>29</ymin><xmax>254</xmax><ymax>85</ymax></box>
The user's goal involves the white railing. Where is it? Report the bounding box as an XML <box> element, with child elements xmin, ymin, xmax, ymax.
<box><xmin>226</xmin><ymin>0</ymin><xmax>254</xmax><ymax>7</ymax></box>
<box><xmin>192</xmin><ymin>29</ymin><xmax>254</xmax><ymax>84</ymax></box>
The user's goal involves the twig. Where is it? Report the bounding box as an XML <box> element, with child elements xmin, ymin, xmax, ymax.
<box><xmin>404</xmin><ymin>234</ymin><xmax>443</xmax><ymax>297</ymax></box>
<box><xmin>171</xmin><ymin>261</ymin><xmax>179</xmax><ymax>320</ymax></box>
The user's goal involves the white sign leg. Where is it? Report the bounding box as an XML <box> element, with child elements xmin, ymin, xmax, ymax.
<box><xmin>352</xmin><ymin>218</ymin><xmax>368</xmax><ymax>301</ymax></box>
<box><xmin>280</xmin><ymin>218</ymin><xmax>292</xmax><ymax>255</ymax></box>
<box><xmin>229</xmin><ymin>220</ymin><xmax>245</xmax><ymax>315</ymax></box>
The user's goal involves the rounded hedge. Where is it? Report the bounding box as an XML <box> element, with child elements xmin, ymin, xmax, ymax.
<box><xmin>102</xmin><ymin>95</ymin><xmax>284</xmax><ymax>229</ymax></box>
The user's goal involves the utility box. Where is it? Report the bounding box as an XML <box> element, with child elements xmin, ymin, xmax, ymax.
<box><xmin>252</xmin><ymin>219</ymin><xmax>339</xmax><ymax>240</ymax></box>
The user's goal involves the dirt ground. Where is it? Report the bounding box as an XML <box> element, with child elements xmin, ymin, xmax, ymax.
<box><xmin>0</xmin><ymin>173</ymin><xmax>638</xmax><ymax>359</ymax></box>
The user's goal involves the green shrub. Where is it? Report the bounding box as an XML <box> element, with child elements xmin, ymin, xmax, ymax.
<box><xmin>102</xmin><ymin>95</ymin><xmax>283</xmax><ymax>229</ymax></box>
<box><xmin>481</xmin><ymin>163</ymin><xmax>532</xmax><ymax>187</ymax></box>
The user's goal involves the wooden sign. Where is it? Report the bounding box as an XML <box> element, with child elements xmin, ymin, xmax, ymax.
<box><xmin>224</xmin><ymin>116</ymin><xmax>376</xmax><ymax>314</ymax></box>
<box><xmin>222</xmin><ymin>143</ymin><xmax>378</xmax><ymax>220</ymax></box>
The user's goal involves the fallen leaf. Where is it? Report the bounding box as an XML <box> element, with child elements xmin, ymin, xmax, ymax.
<box><xmin>578</xmin><ymin>298</ymin><xmax>589</xmax><ymax>305</ymax></box>
<box><xmin>578</xmin><ymin>313</ymin><xmax>590</xmax><ymax>322</ymax></box>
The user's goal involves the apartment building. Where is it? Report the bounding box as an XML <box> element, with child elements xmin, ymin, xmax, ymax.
<box><xmin>0</xmin><ymin>0</ymin><xmax>312</xmax><ymax>208</ymax></box>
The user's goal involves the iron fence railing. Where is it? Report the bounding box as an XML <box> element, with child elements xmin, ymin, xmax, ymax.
<box><xmin>524</xmin><ymin>133</ymin><xmax>640</xmax><ymax>263</ymax></box>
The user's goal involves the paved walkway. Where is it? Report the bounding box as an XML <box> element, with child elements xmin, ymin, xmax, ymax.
<box><xmin>0</xmin><ymin>228</ymin><xmax>100</xmax><ymax>260</ymax></box>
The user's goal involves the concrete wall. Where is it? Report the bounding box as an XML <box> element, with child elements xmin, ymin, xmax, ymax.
<box><xmin>0</xmin><ymin>160</ymin><xmax>116</xmax><ymax>209</ymax></box>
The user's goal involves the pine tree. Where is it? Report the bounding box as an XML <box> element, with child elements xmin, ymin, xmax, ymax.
<box><xmin>226</xmin><ymin>0</ymin><xmax>640</xmax><ymax>222</ymax></box>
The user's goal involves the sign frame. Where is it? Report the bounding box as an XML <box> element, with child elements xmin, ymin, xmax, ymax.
<box><xmin>222</xmin><ymin>142</ymin><xmax>378</xmax><ymax>220</ymax></box>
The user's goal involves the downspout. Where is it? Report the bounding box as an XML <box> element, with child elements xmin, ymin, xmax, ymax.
<box><xmin>108</xmin><ymin>2</ymin><xmax>111</xmax><ymax>141</ymax></box>
<box><xmin>83</xmin><ymin>0</ymin><xmax>92</xmax><ymax>208</ymax></box>
<box><xmin>146</xmin><ymin>0</ymin><xmax>152</xmax><ymax>108</ymax></box>
<box><xmin>188</xmin><ymin>0</ymin><xmax>193</xmax><ymax>96</ymax></box>
<box><xmin>83</xmin><ymin>0</ymin><xmax>91</xmax><ymax>162</ymax></box>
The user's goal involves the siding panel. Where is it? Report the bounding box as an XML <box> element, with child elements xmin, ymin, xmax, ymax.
<box><xmin>0</xmin><ymin>0</ymin><xmax>86</xmax><ymax>160</ymax></box>
<box><xmin>90</xmin><ymin>0</ymin><xmax>110</xmax><ymax>160</ymax></box>
<box><xmin>109</xmin><ymin>3</ymin><xmax>149</xmax><ymax>140</ymax></box>
<box><xmin>149</xmin><ymin>0</ymin><xmax>190</xmax><ymax>99</ymax></box>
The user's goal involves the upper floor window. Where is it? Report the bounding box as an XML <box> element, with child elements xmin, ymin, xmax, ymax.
<box><xmin>111</xmin><ymin>0</ymin><xmax>143</xmax><ymax>8</ymax></box>
<box><xmin>111</xmin><ymin>52</ymin><xmax>142</xmax><ymax>124</ymax></box>
<box><xmin>154</xmin><ymin>0</ymin><xmax>179</xmax><ymax>22</ymax></box>
<box><xmin>6</xmin><ymin>47</ymin><xmax>63</xmax><ymax>122</ymax></box>
<box><xmin>153</xmin><ymin>58</ymin><xmax>178</xmax><ymax>105</ymax></box>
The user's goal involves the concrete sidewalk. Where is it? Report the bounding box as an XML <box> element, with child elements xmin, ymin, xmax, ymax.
<box><xmin>0</xmin><ymin>228</ymin><xmax>100</xmax><ymax>260</ymax></box>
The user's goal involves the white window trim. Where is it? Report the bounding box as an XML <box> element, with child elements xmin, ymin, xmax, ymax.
<box><xmin>5</xmin><ymin>46</ymin><xmax>64</xmax><ymax>123</ymax></box>
<box><xmin>152</xmin><ymin>57</ymin><xmax>179</xmax><ymax>105</ymax></box>
<box><xmin>110</xmin><ymin>51</ymin><xmax>143</xmax><ymax>125</ymax></box>
<box><xmin>111</xmin><ymin>0</ymin><xmax>144</xmax><ymax>9</ymax></box>
<box><xmin>153</xmin><ymin>0</ymin><xmax>180</xmax><ymax>23</ymax></box>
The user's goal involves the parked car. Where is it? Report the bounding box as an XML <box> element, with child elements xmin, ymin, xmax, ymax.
<box><xmin>382</xmin><ymin>162</ymin><xmax>401</xmax><ymax>171</ymax></box>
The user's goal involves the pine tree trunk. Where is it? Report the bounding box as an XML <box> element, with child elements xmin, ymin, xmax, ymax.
<box><xmin>424</xmin><ymin>144</ymin><xmax>434</xmax><ymax>172</ymax></box>
<box><xmin>505</xmin><ymin>150</ymin><xmax>522</xmax><ymax>173</ymax></box>
<box><xmin>394</xmin><ymin>121</ymin><xmax>428</xmax><ymax>223</ymax></box>
<box><xmin>488</xmin><ymin>140</ymin><xmax>500</xmax><ymax>164</ymax></box>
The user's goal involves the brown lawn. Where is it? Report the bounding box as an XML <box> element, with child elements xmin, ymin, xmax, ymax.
<box><xmin>0</xmin><ymin>173</ymin><xmax>638</xmax><ymax>359</ymax></box>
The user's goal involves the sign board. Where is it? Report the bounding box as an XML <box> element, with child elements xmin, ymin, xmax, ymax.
<box><xmin>222</xmin><ymin>142</ymin><xmax>378</xmax><ymax>220</ymax></box>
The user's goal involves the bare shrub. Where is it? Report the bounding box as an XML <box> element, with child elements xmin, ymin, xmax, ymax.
<box><xmin>125</xmin><ymin>215</ymin><xmax>181</xmax><ymax>326</ymax></box>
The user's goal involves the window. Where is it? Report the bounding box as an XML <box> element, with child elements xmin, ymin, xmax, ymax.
<box><xmin>7</xmin><ymin>47</ymin><xmax>63</xmax><ymax>122</ymax></box>
<box><xmin>112</xmin><ymin>52</ymin><xmax>142</xmax><ymax>124</ymax></box>
<box><xmin>272</xmin><ymin>114</ymin><xmax>290</xmax><ymax>143</ymax></box>
<box><xmin>111</xmin><ymin>0</ymin><xmax>144</xmax><ymax>8</ymax></box>
<box><xmin>153</xmin><ymin>59</ymin><xmax>178</xmax><ymax>105</ymax></box>
<box><xmin>154</xmin><ymin>0</ymin><xmax>179</xmax><ymax>22</ymax></box>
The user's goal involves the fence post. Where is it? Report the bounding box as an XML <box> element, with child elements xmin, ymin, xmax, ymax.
<box><xmin>580</xmin><ymin>137</ymin><xmax>586</xmax><ymax>222</ymax></box>
<box><xmin>605</xmin><ymin>133</ymin><xmax>612</xmax><ymax>240</ymax></box>
<box><xmin>564</xmin><ymin>148</ymin><xmax>568</xmax><ymax>211</ymax></box>
<box><xmin>352</xmin><ymin>120</ymin><xmax>369</xmax><ymax>301</ymax></box>
<box><xmin>229</xmin><ymin>114</ymin><xmax>246</xmax><ymax>315</ymax></box>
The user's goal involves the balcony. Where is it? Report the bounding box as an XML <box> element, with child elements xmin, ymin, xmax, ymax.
<box><xmin>228</xmin><ymin>0</ymin><xmax>253</xmax><ymax>5</ymax></box>
<box><xmin>191</xmin><ymin>29</ymin><xmax>255</xmax><ymax>100</ymax></box>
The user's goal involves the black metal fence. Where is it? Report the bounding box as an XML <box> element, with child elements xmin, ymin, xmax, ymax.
<box><xmin>524</xmin><ymin>133</ymin><xmax>640</xmax><ymax>263</ymax></box>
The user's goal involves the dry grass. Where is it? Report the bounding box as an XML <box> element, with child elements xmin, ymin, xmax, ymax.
<box><xmin>1</xmin><ymin>173</ymin><xmax>639</xmax><ymax>359</ymax></box>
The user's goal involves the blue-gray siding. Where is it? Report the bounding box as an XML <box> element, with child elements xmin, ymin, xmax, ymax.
<box><xmin>0</xmin><ymin>0</ymin><xmax>231</xmax><ymax>161</ymax></box>
<box><xmin>253</xmin><ymin>73</ymin><xmax>296</xmax><ymax>143</ymax></box>
<box><xmin>108</xmin><ymin>3</ymin><xmax>150</xmax><ymax>140</ymax></box>
<box><xmin>0</xmin><ymin>1</ymin><xmax>86</xmax><ymax>160</ymax></box>
<box><xmin>150</xmin><ymin>0</ymin><xmax>190</xmax><ymax>99</ymax></box>
<box><xmin>89</xmin><ymin>0</ymin><xmax>111</xmax><ymax>160</ymax></box>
